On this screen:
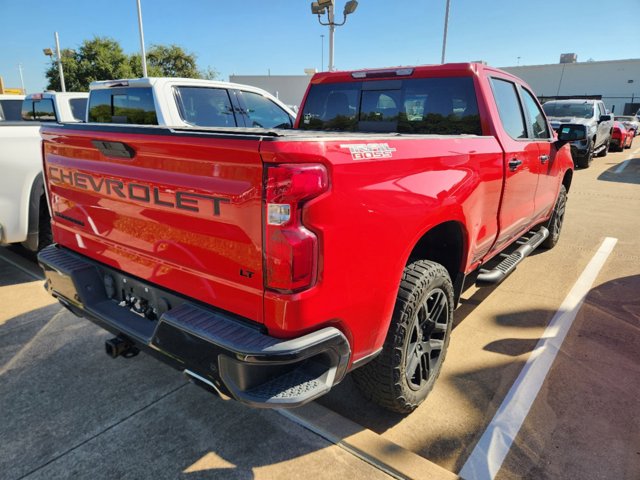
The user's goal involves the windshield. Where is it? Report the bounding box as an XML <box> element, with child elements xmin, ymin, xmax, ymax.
<box><xmin>299</xmin><ymin>76</ymin><xmax>481</xmax><ymax>135</ymax></box>
<box><xmin>542</xmin><ymin>102</ymin><xmax>594</xmax><ymax>119</ymax></box>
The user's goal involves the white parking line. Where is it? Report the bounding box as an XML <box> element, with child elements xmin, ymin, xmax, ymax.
<box><xmin>459</xmin><ymin>237</ymin><xmax>618</xmax><ymax>480</ymax></box>
<box><xmin>615</xmin><ymin>160</ymin><xmax>631</xmax><ymax>174</ymax></box>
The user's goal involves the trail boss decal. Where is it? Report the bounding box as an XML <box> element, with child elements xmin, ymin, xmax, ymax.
<box><xmin>48</xmin><ymin>166</ymin><xmax>230</xmax><ymax>216</ymax></box>
<box><xmin>340</xmin><ymin>143</ymin><xmax>396</xmax><ymax>160</ymax></box>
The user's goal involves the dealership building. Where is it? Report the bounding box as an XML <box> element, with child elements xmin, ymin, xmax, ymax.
<box><xmin>231</xmin><ymin>56</ymin><xmax>640</xmax><ymax>115</ymax></box>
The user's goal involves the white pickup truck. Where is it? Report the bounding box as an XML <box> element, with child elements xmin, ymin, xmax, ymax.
<box><xmin>87</xmin><ymin>77</ymin><xmax>296</xmax><ymax>128</ymax></box>
<box><xmin>0</xmin><ymin>92</ymin><xmax>88</xmax><ymax>251</ymax></box>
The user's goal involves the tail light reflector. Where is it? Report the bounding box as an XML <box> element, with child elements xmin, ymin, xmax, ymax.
<box><xmin>265</xmin><ymin>164</ymin><xmax>328</xmax><ymax>292</ymax></box>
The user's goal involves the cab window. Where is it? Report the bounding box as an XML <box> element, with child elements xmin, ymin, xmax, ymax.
<box><xmin>175</xmin><ymin>87</ymin><xmax>237</xmax><ymax>127</ymax></box>
<box><xmin>88</xmin><ymin>88</ymin><xmax>158</xmax><ymax>124</ymax></box>
<box><xmin>22</xmin><ymin>99</ymin><xmax>57</xmax><ymax>122</ymax></box>
<box><xmin>240</xmin><ymin>91</ymin><xmax>293</xmax><ymax>129</ymax></box>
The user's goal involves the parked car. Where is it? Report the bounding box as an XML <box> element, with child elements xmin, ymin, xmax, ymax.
<box><xmin>0</xmin><ymin>94</ymin><xmax>24</xmax><ymax>121</ymax></box>
<box><xmin>614</xmin><ymin>115</ymin><xmax>639</xmax><ymax>136</ymax></box>
<box><xmin>610</xmin><ymin>121</ymin><xmax>634</xmax><ymax>151</ymax></box>
<box><xmin>38</xmin><ymin>63</ymin><xmax>576</xmax><ymax>414</ymax></box>
<box><xmin>542</xmin><ymin>99</ymin><xmax>613</xmax><ymax>168</ymax></box>
<box><xmin>0</xmin><ymin>92</ymin><xmax>88</xmax><ymax>251</ymax></box>
<box><xmin>88</xmin><ymin>77</ymin><xmax>296</xmax><ymax>128</ymax></box>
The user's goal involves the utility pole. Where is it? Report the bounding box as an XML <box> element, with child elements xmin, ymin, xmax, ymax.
<box><xmin>136</xmin><ymin>0</ymin><xmax>148</xmax><ymax>77</ymax></box>
<box><xmin>441</xmin><ymin>0</ymin><xmax>451</xmax><ymax>64</ymax></box>
<box><xmin>321</xmin><ymin>34</ymin><xmax>325</xmax><ymax>72</ymax></box>
<box><xmin>54</xmin><ymin>32</ymin><xmax>66</xmax><ymax>92</ymax></box>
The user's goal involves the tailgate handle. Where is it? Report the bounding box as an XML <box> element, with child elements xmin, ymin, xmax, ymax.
<box><xmin>92</xmin><ymin>140</ymin><xmax>136</xmax><ymax>159</ymax></box>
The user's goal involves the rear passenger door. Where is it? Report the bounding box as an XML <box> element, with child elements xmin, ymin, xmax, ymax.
<box><xmin>489</xmin><ymin>77</ymin><xmax>540</xmax><ymax>250</ymax></box>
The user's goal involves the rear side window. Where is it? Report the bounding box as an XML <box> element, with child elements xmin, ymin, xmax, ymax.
<box><xmin>88</xmin><ymin>88</ymin><xmax>157</xmax><ymax>124</ymax></box>
<box><xmin>240</xmin><ymin>91</ymin><xmax>292</xmax><ymax>128</ymax></box>
<box><xmin>175</xmin><ymin>86</ymin><xmax>237</xmax><ymax>127</ymax></box>
<box><xmin>69</xmin><ymin>98</ymin><xmax>88</xmax><ymax>121</ymax></box>
<box><xmin>490</xmin><ymin>78</ymin><xmax>526</xmax><ymax>139</ymax></box>
<box><xmin>0</xmin><ymin>99</ymin><xmax>23</xmax><ymax>121</ymax></box>
<box><xmin>300</xmin><ymin>76</ymin><xmax>481</xmax><ymax>135</ymax></box>
<box><xmin>22</xmin><ymin>99</ymin><xmax>57</xmax><ymax>121</ymax></box>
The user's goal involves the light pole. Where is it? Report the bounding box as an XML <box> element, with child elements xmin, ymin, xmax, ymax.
<box><xmin>310</xmin><ymin>1</ymin><xmax>358</xmax><ymax>71</ymax></box>
<box><xmin>441</xmin><ymin>0</ymin><xmax>451</xmax><ymax>64</ymax></box>
<box><xmin>18</xmin><ymin>64</ymin><xmax>25</xmax><ymax>94</ymax></box>
<box><xmin>320</xmin><ymin>34</ymin><xmax>325</xmax><ymax>71</ymax></box>
<box><xmin>136</xmin><ymin>0</ymin><xmax>148</xmax><ymax>77</ymax></box>
<box><xmin>43</xmin><ymin>32</ymin><xmax>67</xmax><ymax>92</ymax></box>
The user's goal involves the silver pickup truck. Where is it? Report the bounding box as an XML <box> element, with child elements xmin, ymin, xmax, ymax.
<box><xmin>542</xmin><ymin>99</ymin><xmax>614</xmax><ymax>168</ymax></box>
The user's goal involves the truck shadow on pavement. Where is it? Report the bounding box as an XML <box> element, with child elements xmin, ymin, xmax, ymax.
<box><xmin>597</xmin><ymin>157</ymin><xmax>640</xmax><ymax>184</ymax></box>
<box><xmin>322</xmin><ymin>274</ymin><xmax>640</xmax><ymax>477</ymax></box>
<box><xmin>0</xmin><ymin>305</ymin><xmax>386</xmax><ymax>480</ymax></box>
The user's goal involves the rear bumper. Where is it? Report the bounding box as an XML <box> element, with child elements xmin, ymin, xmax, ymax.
<box><xmin>37</xmin><ymin>244</ymin><xmax>350</xmax><ymax>408</ymax></box>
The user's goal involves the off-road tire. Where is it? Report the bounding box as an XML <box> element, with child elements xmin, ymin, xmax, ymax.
<box><xmin>541</xmin><ymin>185</ymin><xmax>567</xmax><ymax>249</ymax></box>
<box><xmin>352</xmin><ymin>260</ymin><xmax>454</xmax><ymax>414</ymax></box>
<box><xmin>37</xmin><ymin>198</ymin><xmax>53</xmax><ymax>251</ymax></box>
<box><xmin>596</xmin><ymin>138</ymin><xmax>609</xmax><ymax>157</ymax></box>
<box><xmin>576</xmin><ymin>140</ymin><xmax>593</xmax><ymax>168</ymax></box>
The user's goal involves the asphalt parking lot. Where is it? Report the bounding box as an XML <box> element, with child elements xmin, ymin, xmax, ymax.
<box><xmin>1</xmin><ymin>148</ymin><xmax>639</xmax><ymax>480</ymax></box>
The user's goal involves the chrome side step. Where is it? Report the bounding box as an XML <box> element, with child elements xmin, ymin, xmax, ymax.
<box><xmin>476</xmin><ymin>227</ymin><xmax>549</xmax><ymax>287</ymax></box>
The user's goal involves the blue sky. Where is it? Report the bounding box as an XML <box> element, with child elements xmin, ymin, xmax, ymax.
<box><xmin>1</xmin><ymin>0</ymin><xmax>638</xmax><ymax>93</ymax></box>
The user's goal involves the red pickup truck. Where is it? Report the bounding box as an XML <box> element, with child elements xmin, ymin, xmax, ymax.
<box><xmin>38</xmin><ymin>63</ymin><xmax>580</xmax><ymax>413</ymax></box>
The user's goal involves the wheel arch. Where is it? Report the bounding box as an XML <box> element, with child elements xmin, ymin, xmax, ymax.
<box><xmin>405</xmin><ymin>220</ymin><xmax>468</xmax><ymax>303</ymax></box>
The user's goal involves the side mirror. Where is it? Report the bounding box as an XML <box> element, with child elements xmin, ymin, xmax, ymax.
<box><xmin>557</xmin><ymin>123</ymin><xmax>587</xmax><ymax>142</ymax></box>
<box><xmin>599</xmin><ymin>114</ymin><xmax>612</xmax><ymax>122</ymax></box>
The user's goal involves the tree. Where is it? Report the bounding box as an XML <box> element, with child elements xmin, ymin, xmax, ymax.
<box><xmin>46</xmin><ymin>37</ymin><xmax>133</xmax><ymax>91</ymax></box>
<box><xmin>46</xmin><ymin>37</ymin><xmax>218</xmax><ymax>91</ymax></box>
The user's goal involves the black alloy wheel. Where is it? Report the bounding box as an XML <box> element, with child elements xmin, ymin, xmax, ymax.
<box><xmin>405</xmin><ymin>288</ymin><xmax>449</xmax><ymax>390</ymax></box>
<box><xmin>542</xmin><ymin>185</ymin><xmax>567</xmax><ymax>249</ymax></box>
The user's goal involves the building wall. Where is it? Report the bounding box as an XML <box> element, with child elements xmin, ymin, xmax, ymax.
<box><xmin>502</xmin><ymin>59</ymin><xmax>640</xmax><ymax>115</ymax></box>
<box><xmin>229</xmin><ymin>75</ymin><xmax>312</xmax><ymax>109</ymax></box>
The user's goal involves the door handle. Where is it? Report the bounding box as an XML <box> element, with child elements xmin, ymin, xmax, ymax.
<box><xmin>539</xmin><ymin>155</ymin><xmax>549</xmax><ymax>164</ymax></box>
<box><xmin>508</xmin><ymin>158</ymin><xmax>523</xmax><ymax>171</ymax></box>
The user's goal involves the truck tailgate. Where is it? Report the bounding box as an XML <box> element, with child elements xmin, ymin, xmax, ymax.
<box><xmin>42</xmin><ymin>125</ymin><xmax>264</xmax><ymax>323</ymax></box>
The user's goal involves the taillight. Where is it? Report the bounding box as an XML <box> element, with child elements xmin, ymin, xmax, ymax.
<box><xmin>264</xmin><ymin>164</ymin><xmax>328</xmax><ymax>292</ymax></box>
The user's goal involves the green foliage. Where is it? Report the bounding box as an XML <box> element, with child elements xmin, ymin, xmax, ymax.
<box><xmin>45</xmin><ymin>37</ymin><xmax>218</xmax><ymax>91</ymax></box>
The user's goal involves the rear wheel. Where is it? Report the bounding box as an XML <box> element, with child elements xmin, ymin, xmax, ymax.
<box><xmin>542</xmin><ymin>185</ymin><xmax>567</xmax><ymax>249</ymax></box>
<box><xmin>352</xmin><ymin>260</ymin><xmax>453</xmax><ymax>413</ymax></box>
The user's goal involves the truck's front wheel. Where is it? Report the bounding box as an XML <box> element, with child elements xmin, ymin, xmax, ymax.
<box><xmin>352</xmin><ymin>260</ymin><xmax>453</xmax><ymax>413</ymax></box>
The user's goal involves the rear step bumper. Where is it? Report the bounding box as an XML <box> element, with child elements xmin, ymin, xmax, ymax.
<box><xmin>476</xmin><ymin>227</ymin><xmax>549</xmax><ymax>287</ymax></box>
<box><xmin>37</xmin><ymin>244</ymin><xmax>351</xmax><ymax>408</ymax></box>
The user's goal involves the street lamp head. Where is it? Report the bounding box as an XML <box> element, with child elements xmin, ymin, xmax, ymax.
<box><xmin>311</xmin><ymin>2</ymin><xmax>326</xmax><ymax>14</ymax></box>
<box><xmin>343</xmin><ymin>0</ymin><xmax>358</xmax><ymax>15</ymax></box>
<box><xmin>317</xmin><ymin>0</ymin><xmax>334</xmax><ymax>6</ymax></box>
<box><xmin>43</xmin><ymin>48</ymin><xmax>54</xmax><ymax>57</ymax></box>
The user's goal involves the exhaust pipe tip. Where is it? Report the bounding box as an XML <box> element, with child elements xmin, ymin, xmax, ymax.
<box><xmin>105</xmin><ymin>336</ymin><xmax>139</xmax><ymax>359</ymax></box>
